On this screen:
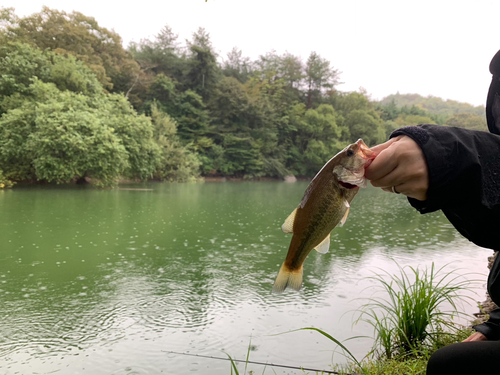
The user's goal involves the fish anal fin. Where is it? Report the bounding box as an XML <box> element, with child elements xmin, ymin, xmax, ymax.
<box><xmin>272</xmin><ymin>263</ymin><xmax>303</xmax><ymax>293</ymax></box>
<box><xmin>281</xmin><ymin>208</ymin><xmax>298</xmax><ymax>233</ymax></box>
<box><xmin>340</xmin><ymin>206</ymin><xmax>350</xmax><ymax>227</ymax></box>
<box><xmin>314</xmin><ymin>233</ymin><xmax>330</xmax><ymax>254</ymax></box>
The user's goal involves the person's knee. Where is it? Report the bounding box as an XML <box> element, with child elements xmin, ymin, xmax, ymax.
<box><xmin>426</xmin><ymin>345</ymin><xmax>453</xmax><ymax>375</ymax></box>
<box><xmin>426</xmin><ymin>342</ymin><xmax>498</xmax><ymax>375</ymax></box>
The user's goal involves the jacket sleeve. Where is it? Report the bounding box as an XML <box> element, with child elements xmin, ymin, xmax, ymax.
<box><xmin>389</xmin><ymin>125</ymin><xmax>500</xmax><ymax>251</ymax></box>
<box><xmin>473</xmin><ymin>308</ymin><xmax>500</xmax><ymax>340</ymax></box>
<box><xmin>389</xmin><ymin>125</ymin><xmax>500</xmax><ymax>339</ymax></box>
<box><xmin>390</xmin><ymin>125</ymin><xmax>500</xmax><ymax>213</ymax></box>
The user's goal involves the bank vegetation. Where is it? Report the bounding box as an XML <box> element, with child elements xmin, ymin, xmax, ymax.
<box><xmin>0</xmin><ymin>7</ymin><xmax>488</xmax><ymax>187</ymax></box>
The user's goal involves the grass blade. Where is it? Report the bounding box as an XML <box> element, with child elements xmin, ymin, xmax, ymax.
<box><xmin>298</xmin><ymin>327</ymin><xmax>362</xmax><ymax>368</ymax></box>
<box><xmin>223</xmin><ymin>352</ymin><xmax>240</xmax><ymax>375</ymax></box>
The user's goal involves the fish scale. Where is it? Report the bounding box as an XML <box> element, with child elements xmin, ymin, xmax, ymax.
<box><xmin>273</xmin><ymin>139</ymin><xmax>375</xmax><ymax>293</ymax></box>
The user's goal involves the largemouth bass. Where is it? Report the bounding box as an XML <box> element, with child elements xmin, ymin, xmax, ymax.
<box><xmin>273</xmin><ymin>139</ymin><xmax>375</xmax><ymax>293</ymax></box>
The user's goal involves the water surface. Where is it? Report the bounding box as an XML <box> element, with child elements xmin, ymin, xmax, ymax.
<box><xmin>0</xmin><ymin>182</ymin><xmax>491</xmax><ymax>374</ymax></box>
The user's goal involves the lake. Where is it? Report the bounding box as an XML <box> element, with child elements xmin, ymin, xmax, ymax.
<box><xmin>0</xmin><ymin>182</ymin><xmax>492</xmax><ymax>375</ymax></box>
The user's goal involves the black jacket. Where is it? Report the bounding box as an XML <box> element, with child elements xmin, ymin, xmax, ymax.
<box><xmin>387</xmin><ymin>50</ymin><xmax>500</xmax><ymax>340</ymax></box>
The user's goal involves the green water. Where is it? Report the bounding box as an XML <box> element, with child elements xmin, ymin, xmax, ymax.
<box><xmin>0</xmin><ymin>182</ymin><xmax>491</xmax><ymax>374</ymax></box>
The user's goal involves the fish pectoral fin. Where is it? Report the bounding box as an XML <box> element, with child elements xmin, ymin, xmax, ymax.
<box><xmin>281</xmin><ymin>207</ymin><xmax>298</xmax><ymax>233</ymax></box>
<box><xmin>314</xmin><ymin>233</ymin><xmax>330</xmax><ymax>254</ymax></box>
<box><xmin>344</xmin><ymin>199</ymin><xmax>350</xmax><ymax>208</ymax></box>
<box><xmin>340</xmin><ymin>207</ymin><xmax>350</xmax><ymax>227</ymax></box>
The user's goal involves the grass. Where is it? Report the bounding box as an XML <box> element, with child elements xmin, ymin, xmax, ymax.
<box><xmin>355</xmin><ymin>263</ymin><xmax>475</xmax><ymax>359</ymax></box>
<box><xmin>224</xmin><ymin>339</ymin><xmax>262</xmax><ymax>375</ymax></box>
<box><xmin>227</xmin><ymin>263</ymin><xmax>477</xmax><ymax>375</ymax></box>
<box><xmin>333</xmin><ymin>329</ymin><xmax>472</xmax><ymax>375</ymax></box>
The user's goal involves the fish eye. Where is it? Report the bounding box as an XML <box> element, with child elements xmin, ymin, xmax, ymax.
<box><xmin>346</xmin><ymin>149</ymin><xmax>354</xmax><ymax>157</ymax></box>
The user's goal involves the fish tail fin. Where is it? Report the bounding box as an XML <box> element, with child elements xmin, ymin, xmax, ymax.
<box><xmin>272</xmin><ymin>263</ymin><xmax>303</xmax><ymax>293</ymax></box>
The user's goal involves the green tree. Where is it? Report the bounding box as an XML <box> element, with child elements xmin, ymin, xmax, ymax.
<box><xmin>222</xmin><ymin>47</ymin><xmax>253</xmax><ymax>83</ymax></box>
<box><xmin>287</xmin><ymin>104</ymin><xmax>346</xmax><ymax>175</ymax></box>
<box><xmin>207</xmin><ymin>76</ymin><xmax>262</xmax><ymax>176</ymax></box>
<box><xmin>209</xmin><ymin>76</ymin><xmax>251</xmax><ymax>133</ymax></box>
<box><xmin>146</xmin><ymin>74</ymin><xmax>177</xmax><ymax>112</ymax></box>
<box><xmin>0</xmin><ymin>42</ymin><xmax>101</xmax><ymax>108</ymax></box>
<box><xmin>128</xmin><ymin>25</ymin><xmax>182</xmax><ymax>81</ymax></box>
<box><xmin>105</xmin><ymin>94</ymin><xmax>161</xmax><ymax>180</ymax></box>
<box><xmin>243</xmin><ymin>75</ymin><xmax>291</xmax><ymax>177</ymax></box>
<box><xmin>144</xmin><ymin>74</ymin><xmax>210</xmax><ymax>142</ymax></box>
<box><xmin>394</xmin><ymin>114</ymin><xmax>436</xmax><ymax>126</ymax></box>
<box><xmin>279</xmin><ymin>52</ymin><xmax>304</xmax><ymax>88</ymax></box>
<box><xmin>344</xmin><ymin>109</ymin><xmax>386</xmax><ymax>146</ymax></box>
<box><xmin>383</xmin><ymin>120</ymin><xmax>400</xmax><ymax>139</ymax></box>
<box><xmin>380</xmin><ymin>92</ymin><xmax>485</xmax><ymax>118</ymax></box>
<box><xmin>126</xmin><ymin>25</ymin><xmax>185</xmax><ymax>110</ymax></box>
<box><xmin>279</xmin><ymin>52</ymin><xmax>304</xmax><ymax>103</ymax></box>
<box><xmin>444</xmin><ymin>113</ymin><xmax>488</xmax><ymax>131</ymax></box>
<box><xmin>0</xmin><ymin>7</ymin><xmax>139</xmax><ymax>93</ymax></box>
<box><xmin>0</xmin><ymin>43</ymin><xmax>162</xmax><ymax>185</ymax></box>
<box><xmin>150</xmin><ymin>103</ymin><xmax>200</xmax><ymax>182</ymax></box>
<box><xmin>253</xmin><ymin>51</ymin><xmax>305</xmax><ymax>104</ymax></box>
<box><xmin>0</xmin><ymin>82</ymin><xmax>129</xmax><ymax>185</ymax></box>
<box><xmin>329</xmin><ymin>91</ymin><xmax>371</xmax><ymax>116</ymax></box>
<box><xmin>175</xmin><ymin>90</ymin><xmax>211</xmax><ymax>141</ymax></box>
<box><xmin>220</xmin><ymin>134</ymin><xmax>263</xmax><ymax>177</ymax></box>
<box><xmin>377</xmin><ymin>98</ymin><xmax>400</xmax><ymax>121</ymax></box>
<box><xmin>305</xmin><ymin>51</ymin><xmax>340</xmax><ymax>108</ymax></box>
<box><xmin>184</xmin><ymin>27</ymin><xmax>220</xmax><ymax>100</ymax></box>
<box><xmin>255</xmin><ymin>50</ymin><xmax>281</xmax><ymax>80</ymax></box>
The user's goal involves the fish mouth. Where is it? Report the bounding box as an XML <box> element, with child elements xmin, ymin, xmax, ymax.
<box><xmin>355</xmin><ymin>139</ymin><xmax>375</xmax><ymax>160</ymax></box>
<box><xmin>339</xmin><ymin>181</ymin><xmax>359</xmax><ymax>189</ymax></box>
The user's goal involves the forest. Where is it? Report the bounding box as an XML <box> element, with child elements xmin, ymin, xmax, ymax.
<box><xmin>0</xmin><ymin>7</ymin><xmax>488</xmax><ymax>187</ymax></box>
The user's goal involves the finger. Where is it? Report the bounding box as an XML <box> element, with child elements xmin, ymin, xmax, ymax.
<box><xmin>392</xmin><ymin>180</ymin><xmax>428</xmax><ymax>201</ymax></box>
<box><xmin>472</xmin><ymin>332</ymin><xmax>487</xmax><ymax>341</ymax></box>
<box><xmin>369</xmin><ymin>136</ymin><xmax>402</xmax><ymax>155</ymax></box>
<box><xmin>381</xmin><ymin>186</ymin><xmax>401</xmax><ymax>194</ymax></box>
<box><xmin>462</xmin><ymin>332</ymin><xmax>486</xmax><ymax>342</ymax></box>
<box><xmin>365</xmin><ymin>146</ymin><xmax>398</xmax><ymax>181</ymax></box>
<box><xmin>370</xmin><ymin>165</ymin><xmax>401</xmax><ymax>188</ymax></box>
<box><xmin>372</xmin><ymin>167</ymin><xmax>425</xmax><ymax>199</ymax></box>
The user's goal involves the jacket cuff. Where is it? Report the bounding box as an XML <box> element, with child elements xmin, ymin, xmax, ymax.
<box><xmin>473</xmin><ymin>322</ymin><xmax>500</xmax><ymax>341</ymax></box>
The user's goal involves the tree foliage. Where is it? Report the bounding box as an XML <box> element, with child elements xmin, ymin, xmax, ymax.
<box><xmin>0</xmin><ymin>7</ymin><xmax>139</xmax><ymax>93</ymax></box>
<box><xmin>444</xmin><ymin>113</ymin><xmax>488</xmax><ymax>131</ymax></box>
<box><xmin>0</xmin><ymin>42</ymin><xmax>166</xmax><ymax>186</ymax></box>
<box><xmin>0</xmin><ymin>7</ymin><xmax>486</xmax><ymax>184</ymax></box>
<box><xmin>380</xmin><ymin>93</ymin><xmax>484</xmax><ymax>117</ymax></box>
<box><xmin>0</xmin><ymin>81</ymin><xmax>129</xmax><ymax>185</ymax></box>
<box><xmin>150</xmin><ymin>103</ymin><xmax>200</xmax><ymax>181</ymax></box>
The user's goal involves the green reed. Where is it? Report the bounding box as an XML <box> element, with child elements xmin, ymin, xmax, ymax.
<box><xmin>228</xmin><ymin>263</ymin><xmax>475</xmax><ymax>374</ymax></box>
<box><xmin>356</xmin><ymin>262</ymin><xmax>474</xmax><ymax>358</ymax></box>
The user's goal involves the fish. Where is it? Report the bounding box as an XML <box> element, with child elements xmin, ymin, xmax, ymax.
<box><xmin>273</xmin><ymin>139</ymin><xmax>375</xmax><ymax>293</ymax></box>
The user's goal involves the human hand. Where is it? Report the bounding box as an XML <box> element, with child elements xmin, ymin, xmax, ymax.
<box><xmin>462</xmin><ymin>332</ymin><xmax>488</xmax><ymax>342</ymax></box>
<box><xmin>365</xmin><ymin>135</ymin><xmax>429</xmax><ymax>201</ymax></box>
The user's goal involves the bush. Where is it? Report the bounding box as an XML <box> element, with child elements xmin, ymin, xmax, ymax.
<box><xmin>0</xmin><ymin>170</ymin><xmax>15</xmax><ymax>188</ymax></box>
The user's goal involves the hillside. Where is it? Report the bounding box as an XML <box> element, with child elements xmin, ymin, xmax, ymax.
<box><xmin>379</xmin><ymin>93</ymin><xmax>485</xmax><ymax>117</ymax></box>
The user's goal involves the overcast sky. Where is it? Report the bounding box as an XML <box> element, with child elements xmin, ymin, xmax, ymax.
<box><xmin>3</xmin><ymin>0</ymin><xmax>500</xmax><ymax>106</ymax></box>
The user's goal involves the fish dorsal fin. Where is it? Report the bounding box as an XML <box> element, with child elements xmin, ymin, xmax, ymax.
<box><xmin>281</xmin><ymin>208</ymin><xmax>298</xmax><ymax>233</ymax></box>
<box><xmin>314</xmin><ymin>233</ymin><xmax>330</xmax><ymax>254</ymax></box>
<box><xmin>340</xmin><ymin>206</ymin><xmax>350</xmax><ymax>227</ymax></box>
